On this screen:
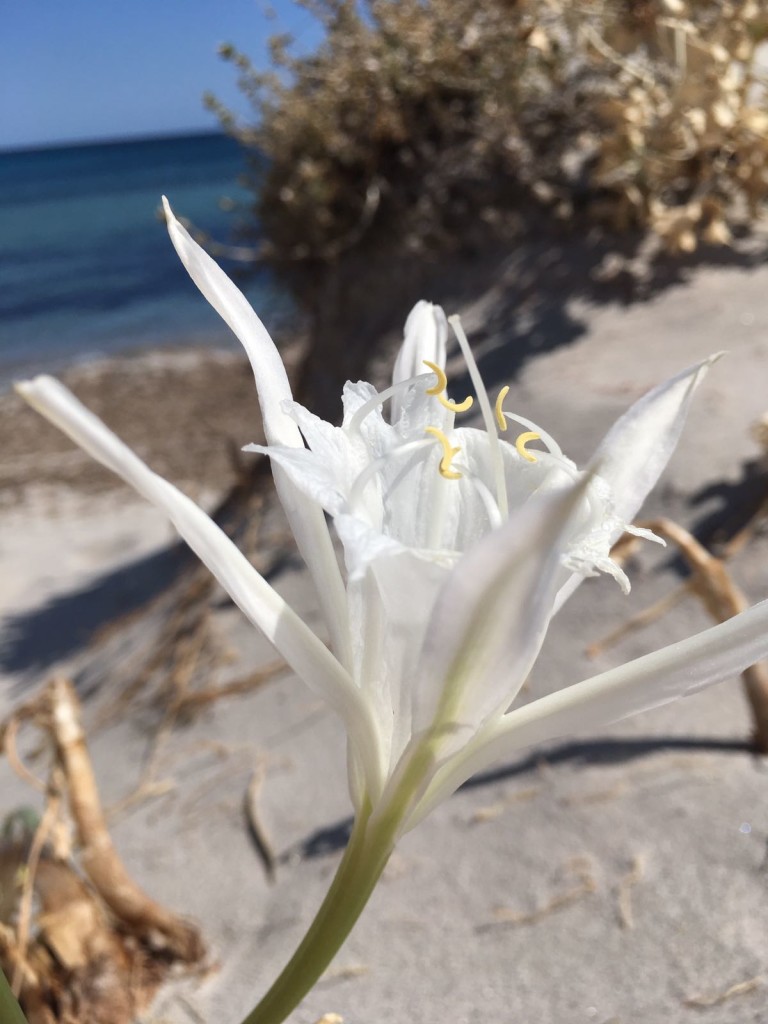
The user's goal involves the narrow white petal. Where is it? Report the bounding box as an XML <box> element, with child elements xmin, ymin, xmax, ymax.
<box><xmin>163</xmin><ymin>196</ymin><xmax>351</xmax><ymax>666</ymax></box>
<box><xmin>408</xmin><ymin>597</ymin><xmax>768</xmax><ymax>827</ymax></box>
<box><xmin>590</xmin><ymin>353</ymin><xmax>722</xmax><ymax>528</ymax></box>
<box><xmin>163</xmin><ymin>196</ymin><xmax>297</xmax><ymax>447</ymax></box>
<box><xmin>16</xmin><ymin>376</ymin><xmax>383</xmax><ymax>799</ymax></box>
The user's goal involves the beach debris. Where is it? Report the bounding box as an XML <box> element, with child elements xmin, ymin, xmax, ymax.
<box><xmin>468</xmin><ymin>802</ymin><xmax>506</xmax><ymax>825</ymax></box>
<box><xmin>468</xmin><ymin>785</ymin><xmax>540</xmax><ymax>825</ymax></box>
<box><xmin>169</xmin><ymin>660</ymin><xmax>286</xmax><ymax>717</ymax></box>
<box><xmin>92</xmin><ymin>475</ymin><xmax>288</xmax><ymax>741</ymax></box>
<box><xmin>105</xmin><ymin>655</ymin><xmax>286</xmax><ymax>830</ymax></box>
<box><xmin>479</xmin><ymin>856</ymin><xmax>598</xmax><ymax>931</ymax></box>
<box><xmin>0</xmin><ymin>677</ymin><xmax>206</xmax><ymax>1023</ymax></box>
<box><xmin>48</xmin><ymin>677</ymin><xmax>203</xmax><ymax>961</ymax></box>
<box><xmin>588</xmin><ymin>517</ymin><xmax>768</xmax><ymax>753</ymax></box>
<box><xmin>615</xmin><ymin>854</ymin><xmax>646</xmax><ymax>931</ymax></box>
<box><xmin>312</xmin><ymin>1014</ymin><xmax>344</xmax><ymax>1024</ymax></box>
<box><xmin>683</xmin><ymin>973</ymin><xmax>763</xmax><ymax>1009</ymax></box>
<box><xmin>586</xmin><ymin>583</ymin><xmax>690</xmax><ymax>658</ymax></box>
<box><xmin>244</xmin><ymin>756</ymin><xmax>278</xmax><ymax>881</ymax></box>
<box><xmin>319</xmin><ymin>963</ymin><xmax>369</xmax><ymax>986</ymax></box>
<box><xmin>106</xmin><ymin>777</ymin><xmax>177</xmax><ymax>824</ymax></box>
<box><xmin>560</xmin><ymin>781</ymin><xmax>628</xmax><ymax>808</ymax></box>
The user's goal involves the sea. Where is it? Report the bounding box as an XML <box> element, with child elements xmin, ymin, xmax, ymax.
<box><xmin>0</xmin><ymin>131</ymin><xmax>291</xmax><ymax>389</ymax></box>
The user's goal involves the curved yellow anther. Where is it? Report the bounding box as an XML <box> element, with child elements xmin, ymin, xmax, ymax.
<box><xmin>439</xmin><ymin>392</ymin><xmax>474</xmax><ymax>414</ymax></box>
<box><xmin>495</xmin><ymin>385</ymin><xmax>510</xmax><ymax>431</ymax></box>
<box><xmin>423</xmin><ymin>360</ymin><xmax>448</xmax><ymax>396</ymax></box>
<box><xmin>423</xmin><ymin>360</ymin><xmax>474</xmax><ymax>414</ymax></box>
<box><xmin>425</xmin><ymin>426</ymin><xmax>462</xmax><ymax>480</ymax></box>
<box><xmin>516</xmin><ymin>431</ymin><xmax>541</xmax><ymax>464</ymax></box>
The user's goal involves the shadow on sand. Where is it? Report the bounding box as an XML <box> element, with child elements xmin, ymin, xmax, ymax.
<box><xmin>0</xmin><ymin>543</ymin><xmax>190</xmax><ymax>679</ymax></box>
<box><xmin>295</xmin><ymin>210</ymin><xmax>766</xmax><ymax>421</ymax></box>
<box><xmin>287</xmin><ymin>733</ymin><xmax>753</xmax><ymax>862</ymax></box>
<box><xmin>438</xmin><ymin>224</ymin><xmax>766</xmax><ymax>397</ymax></box>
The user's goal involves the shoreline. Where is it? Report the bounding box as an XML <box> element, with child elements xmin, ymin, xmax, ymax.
<box><xmin>0</xmin><ymin>331</ymin><xmax>243</xmax><ymax>397</ymax></box>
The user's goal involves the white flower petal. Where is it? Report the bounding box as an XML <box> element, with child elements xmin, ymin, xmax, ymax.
<box><xmin>590</xmin><ymin>353</ymin><xmax>722</xmax><ymax>528</ymax></box>
<box><xmin>411</xmin><ymin>473</ymin><xmax>593</xmax><ymax>749</ymax></box>
<box><xmin>162</xmin><ymin>197</ymin><xmax>351</xmax><ymax>667</ymax></box>
<box><xmin>408</xmin><ymin>595</ymin><xmax>768</xmax><ymax>827</ymax></box>
<box><xmin>244</xmin><ymin>443</ymin><xmax>349</xmax><ymax>517</ymax></box>
<box><xmin>15</xmin><ymin>376</ymin><xmax>383</xmax><ymax>799</ymax></box>
<box><xmin>391</xmin><ymin>302</ymin><xmax>448</xmax><ymax>421</ymax></box>
<box><xmin>341</xmin><ymin>380</ymin><xmax>380</xmax><ymax>425</ymax></box>
<box><xmin>349</xmin><ymin>547</ymin><xmax>454</xmax><ymax>773</ymax></box>
<box><xmin>553</xmin><ymin>355</ymin><xmax>720</xmax><ymax>614</ymax></box>
<box><xmin>334</xmin><ymin>513</ymin><xmax>406</xmax><ymax>579</ymax></box>
<box><xmin>163</xmin><ymin>197</ymin><xmax>296</xmax><ymax>446</ymax></box>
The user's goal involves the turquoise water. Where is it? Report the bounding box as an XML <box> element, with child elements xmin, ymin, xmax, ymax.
<box><xmin>0</xmin><ymin>132</ymin><xmax>291</xmax><ymax>387</ymax></box>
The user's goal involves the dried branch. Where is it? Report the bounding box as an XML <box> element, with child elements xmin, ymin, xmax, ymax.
<box><xmin>244</xmin><ymin>758</ymin><xmax>278</xmax><ymax>881</ymax></box>
<box><xmin>46</xmin><ymin>678</ymin><xmax>204</xmax><ymax>963</ymax></box>
<box><xmin>594</xmin><ymin>517</ymin><xmax>768</xmax><ymax>752</ymax></box>
<box><xmin>12</xmin><ymin>787</ymin><xmax>62</xmax><ymax>996</ymax></box>
<box><xmin>636</xmin><ymin>518</ymin><xmax>768</xmax><ymax>753</ymax></box>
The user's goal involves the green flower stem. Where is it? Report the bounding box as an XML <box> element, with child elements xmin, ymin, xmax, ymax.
<box><xmin>239</xmin><ymin>806</ymin><xmax>394</xmax><ymax>1024</ymax></box>
<box><xmin>0</xmin><ymin>967</ymin><xmax>28</xmax><ymax>1024</ymax></box>
<box><xmin>239</xmin><ymin>732</ymin><xmax>442</xmax><ymax>1024</ymax></box>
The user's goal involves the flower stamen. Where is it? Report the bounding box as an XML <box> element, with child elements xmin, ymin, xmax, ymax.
<box><xmin>495</xmin><ymin>389</ymin><xmax>564</xmax><ymax>458</ymax></box>
<box><xmin>440</xmin><ymin>393</ymin><xmax>474</xmax><ymax>414</ymax></box>
<box><xmin>425</xmin><ymin>426</ymin><xmax>462</xmax><ymax>480</ymax></box>
<box><xmin>515</xmin><ymin>431</ymin><xmax>542</xmax><ymax>463</ymax></box>
<box><xmin>495</xmin><ymin>385</ymin><xmax>510</xmax><ymax>431</ymax></box>
<box><xmin>423</xmin><ymin>361</ymin><xmax>474</xmax><ymax>414</ymax></box>
<box><xmin>448</xmin><ymin>316</ymin><xmax>508</xmax><ymax>518</ymax></box>
<box><xmin>423</xmin><ymin>360</ymin><xmax>448</xmax><ymax>396</ymax></box>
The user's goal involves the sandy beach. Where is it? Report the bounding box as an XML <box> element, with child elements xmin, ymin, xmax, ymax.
<box><xmin>1</xmin><ymin>246</ymin><xmax>768</xmax><ymax>1023</ymax></box>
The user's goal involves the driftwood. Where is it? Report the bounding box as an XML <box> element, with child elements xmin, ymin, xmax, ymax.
<box><xmin>591</xmin><ymin>517</ymin><xmax>768</xmax><ymax>753</ymax></box>
<box><xmin>0</xmin><ymin>679</ymin><xmax>205</xmax><ymax>1024</ymax></box>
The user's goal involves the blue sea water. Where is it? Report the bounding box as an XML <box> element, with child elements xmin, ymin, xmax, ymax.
<box><xmin>0</xmin><ymin>132</ymin><xmax>291</xmax><ymax>388</ymax></box>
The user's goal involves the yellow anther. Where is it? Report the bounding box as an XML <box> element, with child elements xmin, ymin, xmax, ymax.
<box><xmin>516</xmin><ymin>431</ymin><xmax>541</xmax><ymax>463</ymax></box>
<box><xmin>439</xmin><ymin>392</ymin><xmax>474</xmax><ymax>414</ymax></box>
<box><xmin>423</xmin><ymin>360</ymin><xmax>474</xmax><ymax>414</ymax></box>
<box><xmin>495</xmin><ymin>385</ymin><xmax>510</xmax><ymax>431</ymax></box>
<box><xmin>423</xmin><ymin>360</ymin><xmax>448</xmax><ymax>395</ymax></box>
<box><xmin>425</xmin><ymin>426</ymin><xmax>462</xmax><ymax>480</ymax></box>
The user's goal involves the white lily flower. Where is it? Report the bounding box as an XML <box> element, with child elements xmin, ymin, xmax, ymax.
<box><xmin>16</xmin><ymin>198</ymin><xmax>768</xmax><ymax>1024</ymax></box>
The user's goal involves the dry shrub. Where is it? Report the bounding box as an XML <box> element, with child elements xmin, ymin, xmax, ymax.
<box><xmin>205</xmin><ymin>0</ymin><xmax>768</xmax><ymax>286</ymax></box>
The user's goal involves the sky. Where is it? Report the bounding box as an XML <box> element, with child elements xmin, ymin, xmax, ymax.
<box><xmin>1</xmin><ymin>0</ymin><xmax>323</xmax><ymax>150</ymax></box>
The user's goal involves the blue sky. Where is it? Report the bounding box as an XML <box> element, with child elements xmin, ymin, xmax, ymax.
<box><xmin>2</xmin><ymin>0</ymin><xmax>322</xmax><ymax>150</ymax></box>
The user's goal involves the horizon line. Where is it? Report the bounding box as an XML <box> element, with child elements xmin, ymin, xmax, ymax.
<box><xmin>0</xmin><ymin>125</ymin><xmax>231</xmax><ymax>157</ymax></box>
